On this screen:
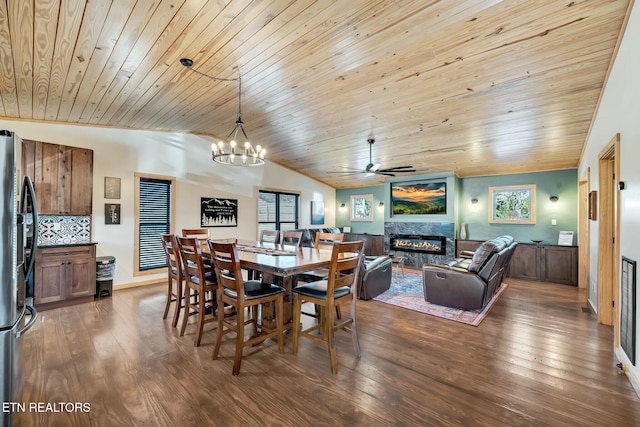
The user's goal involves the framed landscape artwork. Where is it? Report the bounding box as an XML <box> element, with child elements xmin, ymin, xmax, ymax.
<box><xmin>488</xmin><ymin>184</ymin><xmax>536</xmax><ymax>224</ymax></box>
<box><xmin>391</xmin><ymin>180</ymin><xmax>447</xmax><ymax>216</ymax></box>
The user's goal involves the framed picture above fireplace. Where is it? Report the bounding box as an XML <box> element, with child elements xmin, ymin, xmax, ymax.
<box><xmin>391</xmin><ymin>180</ymin><xmax>447</xmax><ymax>215</ymax></box>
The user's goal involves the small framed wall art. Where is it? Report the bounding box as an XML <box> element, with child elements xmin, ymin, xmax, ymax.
<box><xmin>105</xmin><ymin>177</ymin><xmax>121</xmax><ymax>199</ymax></box>
<box><xmin>311</xmin><ymin>201</ymin><xmax>325</xmax><ymax>225</ymax></box>
<box><xmin>105</xmin><ymin>203</ymin><xmax>121</xmax><ymax>225</ymax></box>
<box><xmin>350</xmin><ymin>194</ymin><xmax>374</xmax><ymax>222</ymax></box>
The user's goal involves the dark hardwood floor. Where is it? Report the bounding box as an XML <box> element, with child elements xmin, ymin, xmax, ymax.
<box><xmin>17</xmin><ymin>278</ymin><xmax>640</xmax><ymax>426</ymax></box>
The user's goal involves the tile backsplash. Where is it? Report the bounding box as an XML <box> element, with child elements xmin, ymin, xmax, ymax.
<box><xmin>38</xmin><ymin>215</ymin><xmax>91</xmax><ymax>245</ymax></box>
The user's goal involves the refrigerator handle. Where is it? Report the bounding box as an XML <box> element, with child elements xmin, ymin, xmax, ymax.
<box><xmin>16</xmin><ymin>304</ymin><xmax>37</xmax><ymax>338</ymax></box>
<box><xmin>21</xmin><ymin>176</ymin><xmax>38</xmax><ymax>281</ymax></box>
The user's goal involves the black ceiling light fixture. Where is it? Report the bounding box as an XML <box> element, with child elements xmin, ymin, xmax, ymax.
<box><xmin>180</xmin><ymin>58</ymin><xmax>266</xmax><ymax>166</ymax></box>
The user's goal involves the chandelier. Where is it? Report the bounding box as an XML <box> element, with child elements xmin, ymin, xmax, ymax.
<box><xmin>180</xmin><ymin>58</ymin><xmax>266</xmax><ymax>166</ymax></box>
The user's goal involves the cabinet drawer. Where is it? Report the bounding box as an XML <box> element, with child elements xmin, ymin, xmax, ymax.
<box><xmin>39</xmin><ymin>245</ymin><xmax>95</xmax><ymax>258</ymax></box>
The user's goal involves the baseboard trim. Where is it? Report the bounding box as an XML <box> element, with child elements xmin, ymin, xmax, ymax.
<box><xmin>114</xmin><ymin>278</ymin><xmax>164</xmax><ymax>290</ymax></box>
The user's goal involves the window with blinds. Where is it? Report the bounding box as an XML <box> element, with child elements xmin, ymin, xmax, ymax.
<box><xmin>258</xmin><ymin>190</ymin><xmax>299</xmax><ymax>234</ymax></box>
<box><xmin>138</xmin><ymin>177</ymin><xmax>172</xmax><ymax>271</ymax></box>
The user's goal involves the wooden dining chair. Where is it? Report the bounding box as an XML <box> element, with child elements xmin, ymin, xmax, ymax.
<box><xmin>280</xmin><ymin>230</ymin><xmax>303</xmax><ymax>248</ymax></box>
<box><xmin>292</xmin><ymin>240</ymin><xmax>365</xmax><ymax>374</ymax></box>
<box><xmin>176</xmin><ymin>236</ymin><xmax>219</xmax><ymax>347</ymax></box>
<box><xmin>314</xmin><ymin>232</ymin><xmax>345</xmax><ymax>249</ymax></box>
<box><xmin>294</xmin><ymin>232</ymin><xmax>345</xmax><ymax>284</ymax></box>
<box><xmin>182</xmin><ymin>228</ymin><xmax>214</xmax><ymax>270</ymax></box>
<box><xmin>160</xmin><ymin>233</ymin><xmax>184</xmax><ymax>328</ymax></box>
<box><xmin>247</xmin><ymin>230</ymin><xmax>281</xmax><ymax>280</ymax></box>
<box><xmin>259</xmin><ymin>229</ymin><xmax>280</xmax><ymax>244</ymax></box>
<box><xmin>182</xmin><ymin>228</ymin><xmax>210</xmax><ymax>239</ymax></box>
<box><xmin>208</xmin><ymin>240</ymin><xmax>285</xmax><ymax>375</ymax></box>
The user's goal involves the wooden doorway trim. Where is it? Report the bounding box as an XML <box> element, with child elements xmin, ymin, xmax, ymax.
<box><xmin>578</xmin><ymin>168</ymin><xmax>590</xmax><ymax>290</ymax></box>
<box><xmin>596</xmin><ymin>134</ymin><xmax>620</xmax><ymax>328</ymax></box>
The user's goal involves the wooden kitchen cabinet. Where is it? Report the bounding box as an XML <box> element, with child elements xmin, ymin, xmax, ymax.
<box><xmin>344</xmin><ymin>233</ymin><xmax>384</xmax><ymax>256</ymax></box>
<box><xmin>34</xmin><ymin>245</ymin><xmax>96</xmax><ymax>309</ymax></box>
<box><xmin>456</xmin><ymin>239</ymin><xmax>578</xmax><ymax>286</ymax></box>
<box><xmin>22</xmin><ymin>139</ymin><xmax>94</xmax><ymax>215</ymax></box>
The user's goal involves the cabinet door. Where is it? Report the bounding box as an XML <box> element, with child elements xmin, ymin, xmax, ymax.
<box><xmin>34</xmin><ymin>142</ymin><xmax>65</xmax><ymax>214</ymax></box>
<box><xmin>368</xmin><ymin>235</ymin><xmax>384</xmax><ymax>256</ymax></box>
<box><xmin>34</xmin><ymin>257</ymin><xmax>66</xmax><ymax>305</ymax></box>
<box><xmin>508</xmin><ymin>244</ymin><xmax>540</xmax><ymax>281</ymax></box>
<box><xmin>541</xmin><ymin>246</ymin><xmax>578</xmax><ymax>286</ymax></box>
<box><xmin>67</xmin><ymin>255</ymin><xmax>96</xmax><ymax>298</ymax></box>
<box><xmin>69</xmin><ymin>147</ymin><xmax>93</xmax><ymax>215</ymax></box>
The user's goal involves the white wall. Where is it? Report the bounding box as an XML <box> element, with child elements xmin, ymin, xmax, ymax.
<box><xmin>578</xmin><ymin>1</ymin><xmax>640</xmax><ymax>390</ymax></box>
<box><xmin>0</xmin><ymin>120</ymin><xmax>336</xmax><ymax>288</ymax></box>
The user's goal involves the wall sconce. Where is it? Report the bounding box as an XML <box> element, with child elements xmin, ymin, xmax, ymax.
<box><xmin>471</xmin><ymin>198</ymin><xmax>478</xmax><ymax>204</ymax></box>
<box><xmin>549</xmin><ymin>196</ymin><xmax>559</xmax><ymax>203</ymax></box>
<box><xmin>378</xmin><ymin>201</ymin><xmax>384</xmax><ymax>207</ymax></box>
<box><xmin>339</xmin><ymin>203</ymin><xmax>346</xmax><ymax>208</ymax></box>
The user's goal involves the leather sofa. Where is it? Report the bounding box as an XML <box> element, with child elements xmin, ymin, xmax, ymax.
<box><xmin>422</xmin><ymin>236</ymin><xmax>517</xmax><ymax>310</ymax></box>
<box><xmin>357</xmin><ymin>256</ymin><xmax>393</xmax><ymax>300</ymax></box>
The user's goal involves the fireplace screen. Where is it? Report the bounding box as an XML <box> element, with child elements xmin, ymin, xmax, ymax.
<box><xmin>390</xmin><ymin>234</ymin><xmax>446</xmax><ymax>255</ymax></box>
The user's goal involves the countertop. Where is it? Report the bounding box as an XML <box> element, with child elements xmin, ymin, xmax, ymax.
<box><xmin>38</xmin><ymin>242</ymin><xmax>98</xmax><ymax>248</ymax></box>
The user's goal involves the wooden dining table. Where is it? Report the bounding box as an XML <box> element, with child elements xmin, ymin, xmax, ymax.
<box><xmin>201</xmin><ymin>239</ymin><xmax>335</xmax><ymax>328</ymax></box>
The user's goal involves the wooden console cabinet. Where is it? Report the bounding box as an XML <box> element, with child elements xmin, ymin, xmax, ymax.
<box><xmin>344</xmin><ymin>233</ymin><xmax>384</xmax><ymax>256</ymax></box>
<box><xmin>455</xmin><ymin>239</ymin><xmax>578</xmax><ymax>286</ymax></box>
<box><xmin>22</xmin><ymin>139</ymin><xmax>94</xmax><ymax>215</ymax></box>
<box><xmin>34</xmin><ymin>245</ymin><xmax>96</xmax><ymax>309</ymax></box>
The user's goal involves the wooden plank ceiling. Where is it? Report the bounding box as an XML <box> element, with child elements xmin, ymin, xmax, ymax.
<box><xmin>0</xmin><ymin>0</ymin><xmax>632</xmax><ymax>188</ymax></box>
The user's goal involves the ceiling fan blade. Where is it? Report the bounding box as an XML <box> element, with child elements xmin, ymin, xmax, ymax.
<box><xmin>374</xmin><ymin>171</ymin><xmax>396</xmax><ymax>177</ymax></box>
<box><xmin>327</xmin><ymin>171</ymin><xmax>365</xmax><ymax>176</ymax></box>
<box><xmin>378</xmin><ymin>165</ymin><xmax>415</xmax><ymax>171</ymax></box>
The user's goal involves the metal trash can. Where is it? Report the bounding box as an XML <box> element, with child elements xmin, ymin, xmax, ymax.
<box><xmin>95</xmin><ymin>256</ymin><xmax>116</xmax><ymax>298</ymax></box>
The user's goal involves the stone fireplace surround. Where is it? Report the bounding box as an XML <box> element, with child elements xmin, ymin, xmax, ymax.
<box><xmin>384</xmin><ymin>222</ymin><xmax>455</xmax><ymax>268</ymax></box>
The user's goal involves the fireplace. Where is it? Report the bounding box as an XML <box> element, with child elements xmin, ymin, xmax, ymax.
<box><xmin>390</xmin><ymin>234</ymin><xmax>446</xmax><ymax>255</ymax></box>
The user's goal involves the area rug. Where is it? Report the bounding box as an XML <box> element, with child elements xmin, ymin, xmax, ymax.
<box><xmin>372</xmin><ymin>269</ymin><xmax>508</xmax><ymax>326</ymax></box>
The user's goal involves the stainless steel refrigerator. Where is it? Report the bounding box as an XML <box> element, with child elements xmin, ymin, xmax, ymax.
<box><xmin>1</xmin><ymin>130</ymin><xmax>38</xmax><ymax>426</ymax></box>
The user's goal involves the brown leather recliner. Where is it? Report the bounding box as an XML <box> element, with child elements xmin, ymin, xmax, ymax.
<box><xmin>422</xmin><ymin>236</ymin><xmax>517</xmax><ymax>310</ymax></box>
<box><xmin>358</xmin><ymin>256</ymin><xmax>393</xmax><ymax>300</ymax></box>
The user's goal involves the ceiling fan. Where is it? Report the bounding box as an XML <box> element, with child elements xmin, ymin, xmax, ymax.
<box><xmin>330</xmin><ymin>138</ymin><xmax>416</xmax><ymax>177</ymax></box>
